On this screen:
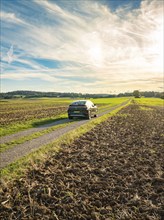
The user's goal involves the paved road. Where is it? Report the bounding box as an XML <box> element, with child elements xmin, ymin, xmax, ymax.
<box><xmin>0</xmin><ymin>100</ymin><xmax>129</xmax><ymax>169</ymax></box>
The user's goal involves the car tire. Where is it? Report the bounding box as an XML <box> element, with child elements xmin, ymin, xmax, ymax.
<box><xmin>86</xmin><ymin>111</ymin><xmax>91</xmax><ymax>120</ymax></box>
<box><xmin>94</xmin><ymin>114</ymin><xmax>97</xmax><ymax>117</ymax></box>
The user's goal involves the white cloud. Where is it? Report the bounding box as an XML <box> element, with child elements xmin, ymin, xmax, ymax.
<box><xmin>1</xmin><ymin>0</ymin><xmax>163</xmax><ymax>93</ymax></box>
<box><xmin>0</xmin><ymin>11</ymin><xmax>25</xmax><ymax>24</ymax></box>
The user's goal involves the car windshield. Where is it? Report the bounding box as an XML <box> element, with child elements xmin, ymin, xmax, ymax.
<box><xmin>71</xmin><ymin>101</ymin><xmax>86</xmax><ymax>105</ymax></box>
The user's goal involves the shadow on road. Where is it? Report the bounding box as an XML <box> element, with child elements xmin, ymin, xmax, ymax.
<box><xmin>32</xmin><ymin>117</ymin><xmax>69</xmax><ymax>128</ymax></box>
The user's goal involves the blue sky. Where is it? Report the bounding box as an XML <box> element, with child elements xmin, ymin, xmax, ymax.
<box><xmin>1</xmin><ymin>0</ymin><xmax>163</xmax><ymax>94</ymax></box>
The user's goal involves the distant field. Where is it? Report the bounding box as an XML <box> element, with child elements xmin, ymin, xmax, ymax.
<box><xmin>0</xmin><ymin>97</ymin><xmax>129</xmax><ymax>136</ymax></box>
<box><xmin>0</xmin><ymin>98</ymin><xmax>70</xmax><ymax>126</ymax></box>
<box><xmin>135</xmin><ymin>97</ymin><xmax>164</xmax><ymax>106</ymax></box>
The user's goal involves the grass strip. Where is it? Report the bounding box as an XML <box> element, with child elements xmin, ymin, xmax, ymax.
<box><xmin>0</xmin><ymin>114</ymin><xmax>67</xmax><ymax>137</ymax></box>
<box><xmin>0</xmin><ymin>101</ymin><xmax>130</xmax><ymax>182</ymax></box>
<box><xmin>0</xmin><ymin>120</ymin><xmax>76</xmax><ymax>153</ymax></box>
<box><xmin>135</xmin><ymin>97</ymin><xmax>164</xmax><ymax>106</ymax></box>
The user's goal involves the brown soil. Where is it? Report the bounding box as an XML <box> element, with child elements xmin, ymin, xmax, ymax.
<box><xmin>0</xmin><ymin>104</ymin><xmax>164</xmax><ymax>220</ymax></box>
<box><xmin>0</xmin><ymin>107</ymin><xmax>67</xmax><ymax>126</ymax></box>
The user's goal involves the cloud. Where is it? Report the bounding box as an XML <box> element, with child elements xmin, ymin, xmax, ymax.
<box><xmin>0</xmin><ymin>11</ymin><xmax>26</xmax><ymax>24</ymax></box>
<box><xmin>1</xmin><ymin>0</ymin><xmax>163</xmax><ymax>93</ymax></box>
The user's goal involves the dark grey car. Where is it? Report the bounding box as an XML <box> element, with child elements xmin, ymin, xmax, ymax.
<box><xmin>67</xmin><ymin>100</ymin><xmax>98</xmax><ymax>119</ymax></box>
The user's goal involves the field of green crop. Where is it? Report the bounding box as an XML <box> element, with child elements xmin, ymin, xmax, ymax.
<box><xmin>0</xmin><ymin>97</ymin><xmax>129</xmax><ymax>136</ymax></box>
<box><xmin>135</xmin><ymin>97</ymin><xmax>164</xmax><ymax>106</ymax></box>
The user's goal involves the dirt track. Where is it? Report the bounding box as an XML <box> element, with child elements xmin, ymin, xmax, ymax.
<box><xmin>0</xmin><ymin>104</ymin><xmax>164</xmax><ymax>219</ymax></box>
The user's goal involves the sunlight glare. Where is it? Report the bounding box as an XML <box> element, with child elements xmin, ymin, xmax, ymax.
<box><xmin>151</xmin><ymin>26</ymin><xmax>163</xmax><ymax>70</ymax></box>
<box><xmin>88</xmin><ymin>45</ymin><xmax>103</xmax><ymax>67</ymax></box>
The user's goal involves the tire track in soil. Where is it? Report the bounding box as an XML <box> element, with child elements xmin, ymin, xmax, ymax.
<box><xmin>0</xmin><ymin>101</ymin><xmax>129</xmax><ymax>169</ymax></box>
<box><xmin>0</xmin><ymin>104</ymin><xmax>163</xmax><ymax>219</ymax></box>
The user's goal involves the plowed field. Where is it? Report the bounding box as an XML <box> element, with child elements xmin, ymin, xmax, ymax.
<box><xmin>0</xmin><ymin>104</ymin><xmax>164</xmax><ymax>220</ymax></box>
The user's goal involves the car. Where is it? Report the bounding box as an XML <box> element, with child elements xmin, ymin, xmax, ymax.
<box><xmin>67</xmin><ymin>100</ymin><xmax>98</xmax><ymax>120</ymax></box>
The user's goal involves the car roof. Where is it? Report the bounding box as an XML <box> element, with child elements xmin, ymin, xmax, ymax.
<box><xmin>71</xmin><ymin>100</ymin><xmax>93</xmax><ymax>105</ymax></box>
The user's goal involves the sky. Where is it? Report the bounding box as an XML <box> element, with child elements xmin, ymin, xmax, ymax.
<box><xmin>0</xmin><ymin>0</ymin><xmax>163</xmax><ymax>94</ymax></box>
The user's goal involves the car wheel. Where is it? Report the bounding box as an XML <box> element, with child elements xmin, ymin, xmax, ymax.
<box><xmin>87</xmin><ymin>111</ymin><xmax>91</xmax><ymax>120</ymax></box>
<box><xmin>94</xmin><ymin>114</ymin><xmax>97</xmax><ymax>117</ymax></box>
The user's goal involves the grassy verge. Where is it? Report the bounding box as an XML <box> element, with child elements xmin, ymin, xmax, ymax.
<box><xmin>134</xmin><ymin>97</ymin><xmax>164</xmax><ymax>106</ymax></box>
<box><xmin>0</xmin><ymin>114</ymin><xmax>67</xmax><ymax>137</ymax></box>
<box><xmin>0</xmin><ymin>101</ymin><xmax>130</xmax><ymax>182</ymax></box>
<box><xmin>0</xmin><ymin>120</ymin><xmax>75</xmax><ymax>153</ymax></box>
<box><xmin>139</xmin><ymin>106</ymin><xmax>153</xmax><ymax>111</ymax></box>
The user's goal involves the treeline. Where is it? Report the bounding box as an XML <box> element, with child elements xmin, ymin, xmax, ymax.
<box><xmin>0</xmin><ymin>91</ymin><xmax>110</xmax><ymax>99</ymax></box>
<box><xmin>0</xmin><ymin>90</ymin><xmax>163</xmax><ymax>99</ymax></box>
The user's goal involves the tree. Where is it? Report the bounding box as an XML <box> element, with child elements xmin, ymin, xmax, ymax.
<box><xmin>160</xmin><ymin>92</ymin><xmax>164</xmax><ymax>99</ymax></box>
<box><xmin>133</xmin><ymin>90</ymin><xmax>141</xmax><ymax>98</ymax></box>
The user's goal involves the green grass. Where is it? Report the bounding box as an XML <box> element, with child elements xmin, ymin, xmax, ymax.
<box><xmin>0</xmin><ymin>97</ymin><xmax>129</xmax><ymax>109</ymax></box>
<box><xmin>90</xmin><ymin>97</ymin><xmax>130</xmax><ymax>105</ymax></box>
<box><xmin>0</xmin><ymin>97</ymin><xmax>129</xmax><ymax>137</ymax></box>
<box><xmin>0</xmin><ymin>97</ymin><xmax>72</xmax><ymax>107</ymax></box>
<box><xmin>139</xmin><ymin>106</ymin><xmax>153</xmax><ymax>111</ymax></box>
<box><xmin>0</xmin><ymin>101</ymin><xmax>130</xmax><ymax>182</ymax></box>
<box><xmin>0</xmin><ymin>114</ymin><xmax>67</xmax><ymax>137</ymax></box>
<box><xmin>0</xmin><ymin>120</ymin><xmax>75</xmax><ymax>153</ymax></box>
<box><xmin>116</xmin><ymin>113</ymin><xmax>131</xmax><ymax>118</ymax></box>
<box><xmin>134</xmin><ymin>97</ymin><xmax>164</xmax><ymax>106</ymax></box>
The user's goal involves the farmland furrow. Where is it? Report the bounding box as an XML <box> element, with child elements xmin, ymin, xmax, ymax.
<box><xmin>0</xmin><ymin>107</ymin><xmax>67</xmax><ymax>126</ymax></box>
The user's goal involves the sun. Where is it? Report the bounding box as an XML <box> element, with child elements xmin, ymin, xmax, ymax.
<box><xmin>88</xmin><ymin>45</ymin><xmax>103</xmax><ymax>67</ymax></box>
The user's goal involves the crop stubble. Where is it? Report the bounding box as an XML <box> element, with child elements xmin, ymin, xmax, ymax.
<box><xmin>0</xmin><ymin>104</ymin><xmax>164</xmax><ymax>219</ymax></box>
<box><xmin>0</xmin><ymin>107</ymin><xmax>67</xmax><ymax>126</ymax></box>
